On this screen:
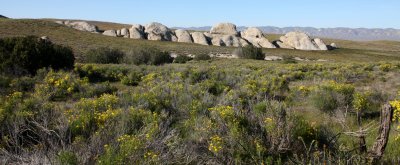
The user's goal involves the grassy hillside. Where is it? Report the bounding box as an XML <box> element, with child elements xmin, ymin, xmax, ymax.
<box><xmin>0</xmin><ymin>19</ymin><xmax>400</xmax><ymax>62</ymax></box>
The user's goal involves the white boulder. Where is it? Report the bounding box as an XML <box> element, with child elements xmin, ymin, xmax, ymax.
<box><xmin>191</xmin><ymin>32</ymin><xmax>209</xmax><ymax>45</ymax></box>
<box><xmin>103</xmin><ymin>30</ymin><xmax>117</xmax><ymax>37</ymax></box>
<box><xmin>210</xmin><ymin>23</ymin><xmax>239</xmax><ymax>36</ymax></box>
<box><xmin>241</xmin><ymin>27</ymin><xmax>276</xmax><ymax>48</ymax></box>
<box><xmin>144</xmin><ymin>22</ymin><xmax>176</xmax><ymax>41</ymax></box>
<box><xmin>175</xmin><ymin>29</ymin><xmax>193</xmax><ymax>43</ymax></box>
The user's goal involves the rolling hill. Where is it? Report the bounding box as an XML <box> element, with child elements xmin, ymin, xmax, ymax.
<box><xmin>1</xmin><ymin>18</ymin><xmax>400</xmax><ymax>62</ymax></box>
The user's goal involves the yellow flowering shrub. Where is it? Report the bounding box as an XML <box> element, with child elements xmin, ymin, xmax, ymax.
<box><xmin>390</xmin><ymin>95</ymin><xmax>400</xmax><ymax>141</ymax></box>
<box><xmin>209</xmin><ymin>105</ymin><xmax>234</xmax><ymax>120</ymax></box>
<box><xmin>353</xmin><ymin>92</ymin><xmax>370</xmax><ymax>112</ymax></box>
<box><xmin>379</xmin><ymin>63</ymin><xmax>393</xmax><ymax>72</ymax></box>
<box><xmin>35</xmin><ymin>70</ymin><xmax>88</xmax><ymax>100</ymax></box>
<box><xmin>0</xmin><ymin>92</ymin><xmax>24</xmax><ymax>122</ymax></box>
<box><xmin>67</xmin><ymin>94</ymin><xmax>120</xmax><ymax>137</ymax></box>
<box><xmin>99</xmin><ymin>134</ymin><xmax>143</xmax><ymax>164</ymax></box>
<box><xmin>208</xmin><ymin>135</ymin><xmax>223</xmax><ymax>153</ymax></box>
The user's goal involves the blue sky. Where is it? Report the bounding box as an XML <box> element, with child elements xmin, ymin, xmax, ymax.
<box><xmin>1</xmin><ymin>0</ymin><xmax>399</xmax><ymax>28</ymax></box>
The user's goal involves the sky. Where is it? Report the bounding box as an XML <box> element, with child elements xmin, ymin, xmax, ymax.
<box><xmin>1</xmin><ymin>0</ymin><xmax>399</xmax><ymax>29</ymax></box>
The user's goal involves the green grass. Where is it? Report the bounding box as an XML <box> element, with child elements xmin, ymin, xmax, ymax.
<box><xmin>1</xmin><ymin>18</ymin><xmax>400</xmax><ymax>63</ymax></box>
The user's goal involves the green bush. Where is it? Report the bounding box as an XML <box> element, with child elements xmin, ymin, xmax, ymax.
<box><xmin>174</xmin><ymin>55</ymin><xmax>193</xmax><ymax>63</ymax></box>
<box><xmin>84</xmin><ymin>47</ymin><xmax>125</xmax><ymax>64</ymax></box>
<box><xmin>235</xmin><ymin>45</ymin><xmax>265</xmax><ymax>60</ymax></box>
<box><xmin>121</xmin><ymin>71</ymin><xmax>143</xmax><ymax>86</ymax></box>
<box><xmin>0</xmin><ymin>36</ymin><xmax>75</xmax><ymax>75</ymax></box>
<box><xmin>125</xmin><ymin>47</ymin><xmax>173</xmax><ymax>65</ymax></box>
<box><xmin>193</xmin><ymin>54</ymin><xmax>211</xmax><ymax>61</ymax></box>
<box><xmin>58</xmin><ymin>150</ymin><xmax>78</xmax><ymax>165</ymax></box>
<box><xmin>312</xmin><ymin>81</ymin><xmax>355</xmax><ymax>113</ymax></box>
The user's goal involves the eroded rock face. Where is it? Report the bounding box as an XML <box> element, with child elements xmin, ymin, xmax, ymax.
<box><xmin>210</xmin><ymin>23</ymin><xmax>238</xmax><ymax>36</ymax></box>
<box><xmin>208</xmin><ymin>34</ymin><xmax>249</xmax><ymax>47</ymax></box>
<box><xmin>129</xmin><ymin>24</ymin><xmax>145</xmax><ymax>39</ymax></box>
<box><xmin>191</xmin><ymin>32</ymin><xmax>209</xmax><ymax>45</ymax></box>
<box><xmin>279</xmin><ymin>32</ymin><xmax>328</xmax><ymax>50</ymax></box>
<box><xmin>120</xmin><ymin>28</ymin><xmax>130</xmax><ymax>38</ymax></box>
<box><xmin>313</xmin><ymin>38</ymin><xmax>328</xmax><ymax>50</ymax></box>
<box><xmin>65</xmin><ymin>21</ymin><xmax>99</xmax><ymax>33</ymax></box>
<box><xmin>241</xmin><ymin>27</ymin><xmax>276</xmax><ymax>48</ymax></box>
<box><xmin>103</xmin><ymin>30</ymin><xmax>117</xmax><ymax>37</ymax></box>
<box><xmin>175</xmin><ymin>29</ymin><xmax>193</xmax><ymax>43</ymax></box>
<box><xmin>144</xmin><ymin>22</ymin><xmax>176</xmax><ymax>41</ymax></box>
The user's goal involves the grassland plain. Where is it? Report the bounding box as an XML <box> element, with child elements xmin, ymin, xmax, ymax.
<box><xmin>1</xmin><ymin>18</ymin><xmax>400</xmax><ymax>62</ymax></box>
<box><xmin>1</xmin><ymin>18</ymin><xmax>400</xmax><ymax>164</ymax></box>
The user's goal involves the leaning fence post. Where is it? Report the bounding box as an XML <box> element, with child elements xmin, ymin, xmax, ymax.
<box><xmin>368</xmin><ymin>103</ymin><xmax>394</xmax><ymax>163</ymax></box>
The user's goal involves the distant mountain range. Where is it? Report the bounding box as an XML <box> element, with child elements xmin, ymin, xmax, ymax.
<box><xmin>173</xmin><ymin>26</ymin><xmax>400</xmax><ymax>41</ymax></box>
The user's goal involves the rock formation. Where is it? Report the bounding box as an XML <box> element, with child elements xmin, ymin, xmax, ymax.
<box><xmin>145</xmin><ymin>22</ymin><xmax>176</xmax><ymax>41</ymax></box>
<box><xmin>120</xmin><ymin>28</ymin><xmax>129</xmax><ymax>38</ymax></box>
<box><xmin>210</xmin><ymin>23</ymin><xmax>239</xmax><ymax>36</ymax></box>
<box><xmin>241</xmin><ymin>27</ymin><xmax>276</xmax><ymax>48</ymax></box>
<box><xmin>277</xmin><ymin>32</ymin><xmax>328</xmax><ymax>50</ymax></box>
<box><xmin>103</xmin><ymin>30</ymin><xmax>117</xmax><ymax>37</ymax></box>
<box><xmin>55</xmin><ymin>20</ymin><xmax>332</xmax><ymax>51</ymax></box>
<box><xmin>191</xmin><ymin>32</ymin><xmax>209</xmax><ymax>45</ymax></box>
<box><xmin>56</xmin><ymin>21</ymin><xmax>99</xmax><ymax>33</ymax></box>
<box><xmin>175</xmin><ymin>29</ymin><xmax>193</xmax><ymax>43</ymax></box>
<box><xmin>129</xmin><ymin>24</ymin><xmax>145</xmax><ymax>39</ymax></box>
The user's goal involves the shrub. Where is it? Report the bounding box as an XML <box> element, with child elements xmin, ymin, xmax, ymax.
<box><xmin>121</xmin><ymin>71</ymin><xmax>143</xmax><ymax>86</ymax></box>
<box><xmin>312</xmin><ymin>81</ymin><xmax>355</xmax><ymax>113</ymax></box>
<box><xmin>34</xmin><ymin>70</ymin><xmax>88</xmax><ymax>101</ymax></box>
<box><xmin>57</xmin><ymin>150</ymin><xmax>78</xmax><ymax>165</ymax></box>
<box><xmin>174</xmin><ymin>55</ymin><xmax>193</xmax><ymax>63</ymax></box>
<box><xmin>193</xmin><ymin>54</ymin><xmax>211</xmax><ymax>61</ymax></box>
<box><xmin>235</xmin><ymin>45</ymin><xmax>265</xmax><ymax>60</ymax></box>
<box><xmin>125</xmin><ymin>47</ymin><xmax>173</xmax><ymax>65</ymax></box>
<box><xmin>0</xmin><ymin>36</ymin><xmax>75</xmax><ymax>76</ymax></box>
<box><xmin>84</xmin><ymin>47</ymin><xmax>125</xmax><ymax>64</ymax></box>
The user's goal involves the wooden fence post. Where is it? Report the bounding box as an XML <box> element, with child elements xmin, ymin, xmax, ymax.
<box><xmin>368</xmin><ymin>103</ymin><xmax>394</xmax><ymax>163</ymax></box>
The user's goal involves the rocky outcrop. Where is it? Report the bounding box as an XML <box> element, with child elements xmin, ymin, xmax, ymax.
<box><xmin>120</xmin><ymin>28</ymin><xmax>129</xmax><ymax>38</ymax></box>
<box><xmin>191</xmin><ymin>32</ymin><xmax>209</xmax><ymax>45</ymax></box>
<box><xmin>103</xmin><ymin>30</ymin><xmax>117</xmax><ymax>37</ymax></box>
<box><xmin>58</xmin><ymin>21</ymin><xmax>99</xmax><ymax>33</ymax></box>
<box><xmin>175</xmin><ymin>29</ymin><xmax>193</xmax><ymax>43</ymax></box>
<box><xmin>56</xmin><ymin>20</ymin><xmax>332</xmax><ymax>51</ymax></box>
<box><xmin>206</xmin><ymin>23</ymin><xmax>249</xmax><ymax>47</ymax></box>
<box><xmin>241</xmin><ymin>27</ymin><xmax>276</xmax><ymax>48</ymax></box>
<box><xmin>145</xmin><ymin>22</ymin><xmax>176</xmax><ymax>41</ymax></box>
<box><xmin>278</xmin><ymin>32</ymin><xmax>328</xmax><ymax>50</ymax></box>
<box><xmin>210</xmin><ymin>23</ymin><xmax>238</xmax><ymax>36</ymax></box>
<box><xmin>313</xmin><ymin>38</ymin><xmax>328</xmax><ymax>50</ymax></box>
<box><xmin>129</xmin><ymin>24</ymin><xmax>145</xmax><ymax>39</ymax></box>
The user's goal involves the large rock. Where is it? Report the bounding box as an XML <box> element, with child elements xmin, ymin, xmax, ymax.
<box><xmin>144</xmin><ymin>22</ymin><xmax>176</xmax><ymax>41</ymax></box>
<box><xmin>279</xmin><ymin>32</ymin><xmax>328</xmax><ymax>50</ymax></box>
<box><xmin>175</xmin><ymin>29</ymin><xmax>193</xmax><ymax>43</ymax></box>
<box><xmin>103</xmin><ymin>30</ymin><xmax>117</xmax><ymax>37</ymax></box>
<box><xmin>129</xmin><ymin>24</ymin><xmax>145</xmax><ymax>39</ymax></box>
<box><xmin>65</xmin><ymin>21</ymin><xmax>98</xmax><ymax>33</ymax></box>
<box><xmin>241</xmin><ymin>27</ymin><xmax>276</xmax><ymax>48</ymax></box>
<box><xmin>191</xmin><ymin>32</ymin><xmax>209</xmax><ymax>45</ymax></box>
<box><xmin>210</xmin><ymin>23</ymin><xmax>238</xmax><ymax>36</ymax></box>
<box><xmin>313</xmin><ymin>38</ymin><xmax>328</xmax><ymax>50</ymax></box>
<box><xmin>120</xmin><ymin>28</ymin><xmax>130</xmax><ymax>38</ymax></box>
